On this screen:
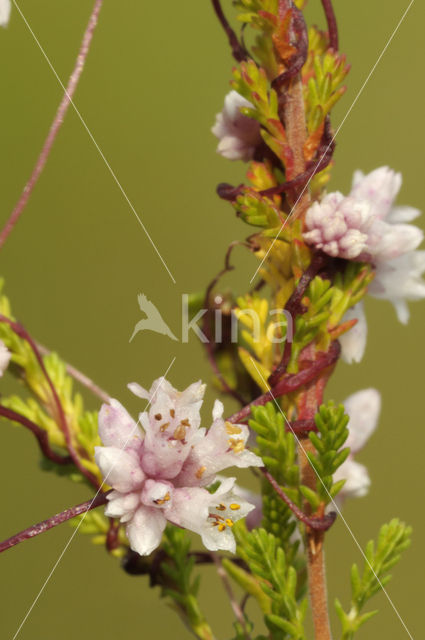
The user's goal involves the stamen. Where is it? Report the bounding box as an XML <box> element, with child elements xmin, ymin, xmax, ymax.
<box><xmin>228</xmin><ymin>438</ymin><xmax>245</xmax><ymax>453</ymax></box>
<box><xmin>196</xmin><ymin>466</ymin><xmax>206</xmax><ymax>479</ymax></box>
<box><xmin>209</xmin><ymin>513</ymin><xmax>224</xmax><ymax>522</ymax></box>
<box><xmin>216</xmin><ymin>503</ymin><xmax>226</xmax><ymax>511</ymax></box>
<box><xmin>225</xmin><ymin>519</ymin><xmax>234</xmax><ymax>527</ymax></box>
<box><xmin>225</xmin><ymin>422</ymin><xmax>242</xmax><ymax>435</ymax></box>
<box><xmin>180</xmin><ymin>418</ymin><xmax>190</xmax><ymax>427</ymax></box>
<box><xmin>229</xmin><ymin>503</ymin><xmax>241</xmax><ymax>511</ymax></box>
<box><xmin>160</xmin><ymin>422</ymin><xmax>170</xmax><ymax>433</ymax></box>
<box><xmin>170</xmin><ymin>409</ymin><xmax>175</xmax><ymax>418</ymax></box>
<box><xmin>218</xmin><ymin>523</ymin><xmax>226</xmax><ymax>532</ymax></box>
<box><xmin>173</xmin><ymin>424</ymin><xmax>187</xmax><ymax>441</ymax></box>
<box><xmin>154</xmin><ymin>492</ymin><xmax>171</xmax><ymax>505</ymax></box>
<box><xmin>154</xmin><ymin>413</ymin><xmax>162</xmax><ymax>420</ymax></box>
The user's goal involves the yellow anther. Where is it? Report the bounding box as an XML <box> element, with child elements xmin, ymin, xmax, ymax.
<box><xmin>154</xmin><ymin>492</ymin><xmax>171</xmax><ymax>505</ymax></box>
<box><xmin>225</xmin><ymin>519</ymin><xmax>234</xmax><ymax>527</ymax></box>
<box><xmin>225</xmin><ymin>422</ymin><xmax>242</xmax><ymax>435</ymax></box>
<box><xmin>180</xmin><ymin>418</ymin><xmax>191</xmax><ymax>427</ymax></box>
<box><xmin>218</xmin><ymin>523</ymin><xmax>226</xmax><ymax>532</ymax></box>
<box><xmin>173</xmin><ymin>424</ymin><xmax>187</xmax><ymax>441</ymax></box>
<box><xmin>195</xmin><ymin>466</ymin><xmax>206</xmax><ymax>479</ymax></box>
<box><xmin>216</xmin><ymin>503</ymin><xmax>226</xmax><ymax>511</ymax></box>
<box><xmin>229</xmin><ymin>503</ymin><xmax>241</xmax><ymax>511</ymax></box>
<box><xmin>228</xmin><ymin>438</ymin><xmax>245</xmax><ymax>454</ymax></box>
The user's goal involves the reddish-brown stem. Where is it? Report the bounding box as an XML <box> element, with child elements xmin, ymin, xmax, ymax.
<box><xmin>211</xmin><ymin>554</ymin><xmax>251</xmax><ymax>640</ymax></box>
<box><xmin>227</xmin><ymin>340</ymin><xmax>341</xmax><ymax>424</ymax></box>
<box><xmin>0</xmin><ymin>0</ymin><xmax>104</xmax><ymax>250</ymax></box>
<box><xmin>202</xmin><ymin>241</ymin><xmax>253</xmax><ymax>406</ymax></box>
<box><xmin>210</xmin><ymin>0</ymin><xmax>248</xmax><ymax>62</ymax></box>
<box><xmin>268</xmin><ymin>252</ymin><xmax>329</xmax><ymax>386</ymax></box>
<box><xmin>36</xmin><ymin>341</ymin><xmax>111</xmax><ymax>404</ymax></box>
<box><xmin>0</xmin><ymin>491</ymin><xmax>110</xmax><ymax>554</ymax></box>
<box><xmin>0</xmin><ymin>404</ymin><xmax>72</xmax><ymax>465</ymax></box>
<box><xmin>261</xmin><ymin>468</ymin><xmax>335</xmax><ymax>531</ymax></box>
<box><xmin>106</xmin><ymin>519</ymin><xmax>121</xmax><ymax>553</ymax></box>
<box><xmin>0</xmin><ymin>315</ymin><xmax>100</xmax><ymax>488</ymax></box>
<box><xmin>321</xmin><ymin>0</ymin><xmax>339</xmax><ymax>51</ymax></box>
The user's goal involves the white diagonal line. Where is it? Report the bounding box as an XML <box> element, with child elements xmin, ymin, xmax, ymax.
<box><xmin>12</xmin><ymin>0</ymin><xmax>177</xmax><ymax>285</ymax></box>
<box><xmin>249</xmin><ymin>356</ymin><xmax>414</xmax><ymax>640</ymax></box>
<box><xmin>250</xmin><ymin>0</ymin><xmax>416</xmax><ymax>284</ymax></box>
<box><xmin>11</xmin><ymin>357</ymin><xmax>176</xmax><ymax>640</ymax></box>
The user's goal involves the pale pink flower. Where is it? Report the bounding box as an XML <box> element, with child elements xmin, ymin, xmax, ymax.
<box><xmin>95</xmin><ymin>378</ymin><xmax>262</xmax><ymax>556</ymax></box>
<box><xmin>211</xmin><ymin>90</ymin><xmax>262</xmax><ymax>161</ymax></box>
<box><xmin>0</xmin><ymin>340</ymin><xmax>11</xmax><ymax>376</ymax></box>
<box><xmin>304</xmin><ymin>167</ymin><xmax>425</xmax><ymax>331</ymax></box>
<box><xmin>303</xmin><ymin>192</ymin><xmax>372</xmax><ymax>259</ymax></box>
<box><xmin>0</xmin><ymin>0</ymin><xmax>11</xmax><ymax>28</ymax></box>
<box><xmin>333</xmin><ymin>388</ymin><xmax>381</xmax><ymax>503</ymax></box>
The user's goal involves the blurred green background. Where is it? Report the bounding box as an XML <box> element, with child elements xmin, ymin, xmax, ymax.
<box><xmin>0</xmin><ymin>1</ymin><xmax>423</xmax><ymax>638</ymax></box>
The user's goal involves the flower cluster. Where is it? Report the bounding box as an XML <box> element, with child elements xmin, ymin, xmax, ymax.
<box><xmin>304</xmin><ymin>167</ymin><xmax>425</xmax><ymax>324</ymax></box>
<box><xmin>211</xmin><ymin>90</ymin><xmax>261</xmax><ymax>162</ymax></box>
<box><xmin>95</xmin><ymin>378</ymin><xmax>263</xmax><ymax>556</ymax></box>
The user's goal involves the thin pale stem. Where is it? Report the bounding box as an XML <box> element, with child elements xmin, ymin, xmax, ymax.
<box><xmin>211</xmin><ymin>554</ymin><xmax>251</xmax><ymax>640</ymax></box>
<box><xmin>0</xmin><ymin>0</ymin><xmax>104</xmax><ymax>250</ymax></box>
<box><xmin>0</xmin><ymin>491</ymin><xmax>110</xmax><ymax>554</ymax></box>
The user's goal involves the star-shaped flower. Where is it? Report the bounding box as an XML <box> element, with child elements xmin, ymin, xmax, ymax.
<box><xmin>95</xmin><ymin>378</ymin><xmax>263</xmax><ymax>556</ymax></box>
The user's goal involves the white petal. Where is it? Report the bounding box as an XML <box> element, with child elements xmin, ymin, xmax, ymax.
<box><xmin>127</xmin><ymin>382</ymin><xmax>150</xmax><ymax>400</ymax></box>
<box><xmin>388</xmin><ymin>206</ymin><xmax>421</xmax><ymax>223</ymax></box>
<box><xmin>0</xmin><ymin>340</ymin><xmax>11</xmax><ymax>376</ymax></box>
<box><xmin>212</xmin><ymin>91</ymin><xmax>261</xmax><ymax>162</ymax></box>
<box><xmin>350</xmin><ymin>166</ymin><xmax>401</xmax><ymax>220</ymax></box>
<box><xmin>141</xmin><ymin>479</ymin><xmax>174</xmax><ymax>508</ymax></box>
<box><xmin>0</xmin><ymin>0</ymin><xmax>11</xmax><ymax>28</ymax></box>
<box><xmin>370</xmin><ymin>221</ymin><xmax>423</xmax><ymax>260</ymax></box>
<box><xmin>212</xmin><ymin>399</ymin><xmax>224</xmax><ymax>421</ymax></box>
<box><xmin>166</xmin><ymin>487</ymin><xmax>211</xmax><ymax>532</ymax></box>
<box><xmin>168</xmin><ymin>480</ymin><xmax>254</xmax><ymax>553</ymax></box>
<box><xmin>371</xmin><ymin>251</ymin><xmax>425</xmax><ymax>322</ymax></box>
<box><xmin>344</xmin><ymin>388</ymin><xmax>381</xmax><ymax>453</ymax></box>
<box><xmin>334</xmin><ymin>459</ymin><xmax>371</xmax><ymax>500</ymax></box>
<box><xmin>104</xmin><ymin>490</ymin><xmax>140</xmax><ymax>519</ymax></box>
<box><xmin>126</xmin><ymin>507</ymin><xmax>166</xmax><ymax>556</ymax></box>
<box><xmin>94</xmin><ymin>446</ymin><xmax>145</xmax><ymax>492</ymax></box>
<box><xmin>393</xmin><ymin>299</ymin><xmax>410</xmax><ymax>324</ymax></box>
<box><xmin>98</xmin><ymin>400</ymin><xmax>142</xmax><ymax>450</ymax></box>
<box><xmin>176</xmin><ymin>419</ymin><xmax>263</xmax><ymax>487</ymax></box>
<box><xmin>339</xmin><ymin>302</ymin><xmax>368</xmax><ymax>364</ymax></box>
